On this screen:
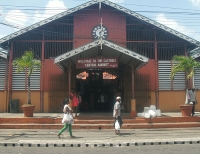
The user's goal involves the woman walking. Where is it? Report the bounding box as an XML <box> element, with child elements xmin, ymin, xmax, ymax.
<box><xmin>57</xmin><ymin>98</ymin><xmax>75</xmax><ymax>139</ymax></box>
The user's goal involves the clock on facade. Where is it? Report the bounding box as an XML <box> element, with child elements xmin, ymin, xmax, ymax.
<box><xmin>92</xmin><ymin>25</ymin><xmax>108</xmax><ymax>40</ymax></box>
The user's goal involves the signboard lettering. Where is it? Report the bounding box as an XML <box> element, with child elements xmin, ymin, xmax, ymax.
<box><xmin>76</xmin><ymin>58</ymin><xmax>118</xmax><ymax>69</ymax></box>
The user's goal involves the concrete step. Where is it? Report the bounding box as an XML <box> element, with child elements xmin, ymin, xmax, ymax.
<box><xmin>1</xmin><ymin>116</ymin><xmax>200</xmax><ymax>129</ymax></box>
<box><xmin>1</xmin><ymin>116</ymin><xmax>200</xmax><ymax>124</ymax></box>
<box><xmin>1</xmin><ymin>122</ymin><xmax>200</xmax><ymax>129</ymax></box>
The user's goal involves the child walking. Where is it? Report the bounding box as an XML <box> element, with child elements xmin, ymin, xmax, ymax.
<box><xmin>57</xmin><ymin>98</ymin><xmax>75</xmax><ymax>139</ymax></box>
<box><xmin>70</xmin><ymin>90</ymin><xmax>79</xmax><ymax>117</ymax></box>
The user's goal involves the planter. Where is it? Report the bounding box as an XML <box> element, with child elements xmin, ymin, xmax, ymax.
<box><xmin>21</xmin><ymin>105</ymin><xmax>35</xmax><ymax>117</ymax></box>
<box><xmin>179</xmin><ymin>105</ymin><xmax>193</xmax><ymax>116</ymax></box>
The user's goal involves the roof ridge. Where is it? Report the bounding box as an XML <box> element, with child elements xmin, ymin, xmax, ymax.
<box><xmin>0</xmin><ymin>0</ymin><xmax>199</xmax><ymax>46</ymax></box>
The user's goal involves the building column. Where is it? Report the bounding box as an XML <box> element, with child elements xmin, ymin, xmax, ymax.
<box><xmin>130</xmin><ymin>60</ymin><xmax>136</xmax><ymax>118</ymax></box>
<box><xmin>4</xmin><ymin>59</ymin><xmax>9</xmax><ymax>112</ymax></box>
<box><xmin>7</xmin><ymin>42</ymin><xmax>13</xmax><ymax>112</ymax></box>
<box><xmin>40</xmin><ymin>34</ymin><xmax>44</xmax><ymax>112</ymax></box>
<box><xmin>68</xmin><ymin>62</ymin><xmax>72</xmax><ymax>108</ymax></box>
<box><xmin>155</xmin><ymin>40</ymin><xmax>159</xmax><ymax>109</ymax></box>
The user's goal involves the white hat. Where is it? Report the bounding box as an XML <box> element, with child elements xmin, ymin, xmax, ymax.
<box><xmin>116</xmin><ymin>96</ymin><xmax>121</xmax><ymax>100</ymax></box>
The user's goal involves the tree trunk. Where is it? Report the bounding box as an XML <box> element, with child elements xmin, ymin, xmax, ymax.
<box><xmin>27</xmin><ymin>76</ymin><xmax>31</xmax><ymax>104</ymax></box>
<box><xmin>185</xmin><ymin>78</ymin><xmax>192</xmax><ymax>104</ymax></box>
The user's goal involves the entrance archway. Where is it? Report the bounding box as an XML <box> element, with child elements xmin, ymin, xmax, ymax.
<box><xmin>55</xmin><ymin>39</ymin><xmax>149</xmax><ymax>115</ymax></box>
<box><xmin>76</xmin><ymin>70</ymin><xmax>122</xmax><ymax>112</ymax></box>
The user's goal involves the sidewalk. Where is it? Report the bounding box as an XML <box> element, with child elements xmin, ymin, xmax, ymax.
<box><xmin>1</xmin><ymin>112</ymin><xmax>200</xmax><ymax>130</ymax></box>
<box><xmin>0</xmin><ymin>128</ymin><xmax>200</xmax><ymax>147</ymax></box>
<box><xmin>0</xmin><ymin>112</ymin><xmax>199</xmax><ymax>118</ymax></box>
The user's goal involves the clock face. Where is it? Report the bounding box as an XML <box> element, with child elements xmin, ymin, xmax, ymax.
<box><xmin>92</xmin><ymin>25</ymin><xmax>108</xmax><ymax>40</ymax></box>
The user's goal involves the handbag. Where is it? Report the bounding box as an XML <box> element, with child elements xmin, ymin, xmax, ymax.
<box><xmin>62</xmin><ymin>113</ymin><xmax>74</xmax><ymax>124</ymax></box>
<box><xmin>115</xmin><ymin>120</ymin><xmax>120</xmax><ymax>130</ymax></box>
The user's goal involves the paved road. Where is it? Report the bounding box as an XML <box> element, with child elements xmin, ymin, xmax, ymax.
<box><xmin>0</xmin><ymin>144</ymin><xmax>199</xmax><ymax>154</ymax></box>
<box><xmin>0</xmin><ymin>128</ymin><xmax>200</xmax><ymax>147</ymax></box>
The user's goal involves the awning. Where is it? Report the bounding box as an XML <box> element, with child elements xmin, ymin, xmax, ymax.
<box><xmin>190</xmin><ymin>47</ymin><xmax>200</xmax><ymax>59</ymax></box>
<box><xmin>54</xmin><ymin>39</ymin><xmax>148</xmax><ymax>71</ymax></box>
<box><xmin>0</xmin><ymin>48</ymin><xmax>8</xmax><ymax>59</ymax></box>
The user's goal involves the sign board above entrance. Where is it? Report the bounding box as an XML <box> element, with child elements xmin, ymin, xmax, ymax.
<box><xmin>76</xmin><ymin>58</ymin><xmax>118</xmax><ymax>69</ymax></box>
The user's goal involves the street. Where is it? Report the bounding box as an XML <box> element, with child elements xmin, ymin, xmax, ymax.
<box><xmin>0</xmin><ymin>128</ymin><xmax>200</xmax><ymax>154</ymax></box>
<box><xmin>0</xmin><ymin>144</ymin><xmax>199</xmax><ymax>154</ymax></box>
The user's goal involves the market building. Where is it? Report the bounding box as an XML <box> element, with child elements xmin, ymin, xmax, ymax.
<box><xmin>0</xmin><ymin>0</ymin><xmax>200</xmax><ymax>114</ymax></box>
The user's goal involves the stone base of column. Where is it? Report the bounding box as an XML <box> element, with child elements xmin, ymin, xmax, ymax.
<box><xmin>130</xmin><ymin>111</ymin><xmax>137</xmax><ymax>118</ymax></box>
<box><xmin>130</xmin><ymin>99</ymin><xmax>137</xmax><ymax>118</ymax></box>
<box><xmin>69</xmin><ymin>100</ymin><xmax>72</xmax><ymax>108</ymax></box>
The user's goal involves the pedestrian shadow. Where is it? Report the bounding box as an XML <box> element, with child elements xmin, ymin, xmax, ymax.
<box><xmin>3</xmin><ymin>133</ymin><xmax>27</xmax><ymax>140</ymax></box>
<box><xmin>65</xmin><ymin>136</ymin><xmax>84</xmax><ymax>139</ymax></box>
<box><xmin>120</xmin><ymin>133</ymin><xmax>135</xmax><ymax>136</ymax></box>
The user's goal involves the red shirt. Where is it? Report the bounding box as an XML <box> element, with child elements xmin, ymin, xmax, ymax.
<box><xmin>70</xmin><ymin>93</ymin><xmax>79</xmax><ymax>107</ymax></box>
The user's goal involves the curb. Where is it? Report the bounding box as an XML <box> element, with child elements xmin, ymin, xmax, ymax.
<box><xmin>1</xmin><ymin>139</ymin><xmax>200</xmax><ymax>147</ymax></box>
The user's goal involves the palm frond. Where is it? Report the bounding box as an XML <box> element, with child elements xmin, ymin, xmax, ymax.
<box><xmin>170</xmin><ymin>55</ymin><xmax>200</xmax><ymax>80</ymax></box>
<box><xmin>12</xmin><ymin>51</ymin><xmax>41</xmax><ymax>104</ymax></box>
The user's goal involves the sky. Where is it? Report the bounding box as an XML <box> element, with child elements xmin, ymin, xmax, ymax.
<box><xmin>0</xmin><ymin>0</ymin><xmax>200</xmax><ymax>42</ymax></box>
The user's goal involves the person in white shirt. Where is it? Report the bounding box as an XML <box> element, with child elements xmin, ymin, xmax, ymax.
<box><xmin>57</xmin><ymin>98</ymin><xmax>75</xmax><ymax>139</ymax></box>
<box><xmin>113</xmin><ymin>96</ymin><xmax>123</xmax><ymax>135</ymax></box>
<box><xmin>188</xmin><ymin>87</ymin><xmax>198</xmax><ymax>116</ymax></box>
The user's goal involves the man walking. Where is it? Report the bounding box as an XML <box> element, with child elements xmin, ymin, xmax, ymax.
<box><xmin>113</xmin><ymin>96</ymin><xmax>123</xmax><ymax>135</ymax></box>
<box><xmin>188</xmin><ymin>87</ymin><xmax>198</xmax><ymax>116</ymax></box>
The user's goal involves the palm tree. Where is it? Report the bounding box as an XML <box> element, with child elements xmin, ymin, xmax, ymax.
<box><xmin>170</xmin><ymin>55</ymin><xmax>200</xmax><ymax>88</ymax></box>
<box><xmin>13</xmin><ymin>51</ymin><xmax>41</xmax><ymax>105</ymax></box>
<box><xmin>170</xmin><ymin>55</ymin><xmax>200</xmax><ymax>105</ymax></box>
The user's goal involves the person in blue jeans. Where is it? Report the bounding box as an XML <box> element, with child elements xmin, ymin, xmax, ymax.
<box><xmin>57</xmin><ymin>98</ymin><xmax>75</xmax><ymax>139</ymax></box>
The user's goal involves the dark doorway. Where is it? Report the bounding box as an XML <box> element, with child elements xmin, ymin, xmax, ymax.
<box><xmin>76</xmin><ymin>69</ymin><xmax>122</xmax><ymax>113</ymax></box>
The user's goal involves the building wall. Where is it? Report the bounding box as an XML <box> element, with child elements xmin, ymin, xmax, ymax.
<box><xmin>12</xmin><ymin>91</ymin><xmax>40</xmax><ymax>112</ymax></box>
<box><xmin>43</xmin><ymin>59</ymin><xmax>63</xmax><ymax>91</ymax></box>
<box><xmin>0</xmin><ymin>91</ymin><xmax>6</xmax><ymax>112</ymax></box>
<box><xmin>74</xmin><ymin>5</ymin><xmax>126</xmax><ymax>48</ymax></box>
<box><xmin>43</xmin><ymin>59</ymin><xmax>68</xmax><ymax>112</ymax></box>
<box><xmin>137</xmin><ymin>59</ymin><xmax>156</xmax><ymax>91</ymax></box>
<box><xmin>43</xmin><ymin>91</ymin><xmax>49</xmax><ymax>113</ymax></box>
<box><xmin>196</xmin><ymin>91</ymin><xmax>200</xmax><ymax>111</ymax></box>
<box><xmin>4</xmin><ymin>90</ymin><xmax>200</xmax><ymax>113</ymax></box>
<box><xmin>150</xmin><ymin>91</ymin><xmax>156</xmax><ymax>106</ymax></box>
<box><xmin>1</xmin><ymin>3</ymin><xmax>199</xmax><ymax>114</ymax></box>
<box><xmin>159</xmin><ymin>91</ymin><xmax>200</xmax><ymax>112</ymax></box>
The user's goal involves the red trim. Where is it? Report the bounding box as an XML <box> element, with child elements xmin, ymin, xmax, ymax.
<box><xmin>9</xmin><ymin>43</ymin><xmax>13</xmax><ymax>92</ymax></box>
<box><xmin>40</xmin><ymin>33</ymin><xmax>45</xmax><ymax>112</ymax></box>
<box><xmin>13</xmin><ymin>40</ymin><xmax>74</xmax><ymax>42</ymax></box>
<box><xmin>126</xmin><ymin>41</ymin><xmax>186</xmax><ymax>43</ymax></box>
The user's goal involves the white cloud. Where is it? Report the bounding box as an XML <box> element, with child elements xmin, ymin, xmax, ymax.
<box><xmin>189</xmin><ymin>0</ymin><xmax>200</xmax><ymax>8</ymax></box>
<box><xmin>4</xmin><ymin>10</ymin><xmax>27</xmax><ymax>28</ymax></box>
<box><xmin>156</xmin><ymin>13</ymin><xmax>200</xmax><ymax>41</ymax></box>
<box><xmin>109</xmin><ymin>0</ymin><xmax>124</xmax><ymax>3</ymax></box>
<box><xmin>33</xmin><ymin>0</ymin><xmax>67</xmax><ymax>23</ymax></box>
<box><xmin>0</xmin><ymin>9</ymin><xmax>27</xmax><ymax>33</ymax></box>
<box><xmin>0</xmin><ymin>24</ymin><xmax>14</xmax><ymax>39</ymax></box>
<box><xmin>0</xmin><ymin>34</ymin><xmax>5</xmax><ymax>39</ymax></box>
<box><xmin>0</xmin><ymin>6</ymin><xmax>3</xmax><ymax>14</ymax></box>
<box><xmin>0</xmin><ymin>0</ymin><xmax>67</xmax><ymax>38</ymax></box>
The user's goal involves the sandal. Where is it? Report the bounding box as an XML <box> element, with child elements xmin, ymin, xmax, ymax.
<box><xmin>57</xmin><ymin>134</ymin><xmax>61</xmax><ymax>139</ymax></box>
<box><xmin>70</xmin><ymin>135</ymin><xmax>75</xmax><ymax>138</ymax></box>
